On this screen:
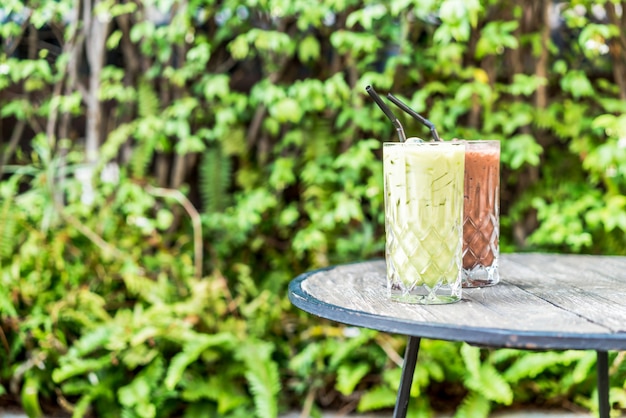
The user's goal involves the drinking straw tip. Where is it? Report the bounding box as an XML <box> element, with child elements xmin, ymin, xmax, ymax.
<box><xmin>365</xmin><ymin>85</ymin><xmax>407</xmax><ymax>142</ymax></box>
<box><xmin>386</xmin><ymin>93</ymin><xmax>443</xmax><ymax>142</ymax></box>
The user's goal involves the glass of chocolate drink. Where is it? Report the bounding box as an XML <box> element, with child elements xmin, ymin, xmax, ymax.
<box><xmin>461</xmin><ymin>140</ymin><xmax>500</xmax><ymax>287</ymax></box>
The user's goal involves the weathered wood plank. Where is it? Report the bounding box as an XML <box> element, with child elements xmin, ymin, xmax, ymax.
<box><xmin>290</xmin><ymin>253</ymin><xmax>626</xmax><ymax>350</ymax></box>
<box><xmin>502</xmin><ymin>254</ymin><xmax>626</xmax><ymax>333</ymax></box>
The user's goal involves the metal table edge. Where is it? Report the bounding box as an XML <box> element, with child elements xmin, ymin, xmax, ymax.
<box><xmin>287</xmin><ymin>262</ymin><xmax>626</xmax><ymax>352</ymax></box>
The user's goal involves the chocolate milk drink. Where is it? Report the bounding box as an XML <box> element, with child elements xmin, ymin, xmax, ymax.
<box><xmin>462</xmin><ymin>140</ymin><xmax>500</xmax><ymax>287</ymax></box>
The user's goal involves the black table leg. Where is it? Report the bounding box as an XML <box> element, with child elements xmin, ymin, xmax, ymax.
<box><xmin>393</xmin><ymin>336</ymin><xmax>421</xmax><ymax>418</ymax></box>
<box><xmin>597</xmin><ymin>350</ymin><xmax>610</xmax><ymax>418</ymax></box>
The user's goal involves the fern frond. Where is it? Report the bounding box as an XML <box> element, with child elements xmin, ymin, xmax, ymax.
<box><xmin>475</xmin><ymin>364</ymin><xmax>513</xmax><ymax>405</ymax></box>
<box><xmin>570</xmin><ymin>351</ymin><xmax>597</xmax><ymax>385</ymax></box>
<box><xmin>199</xmin><ymin>145</ymin><xmax>232</xmax><ymax>213</ymax></box>
<box><xmin>72</xmin><ymin>326</ymin><xmax>114</xmax><ymax>357</ymax></box>
<box><xmin>180</xmin><ymin>375</ymin><xmax>215</xmax><ymax>402</ymax></box>
<box><xmin>181</xmin><ymin>375</ymin><xmax>248</xmax><ymax>414</ymax></box>
<box><xmin>356</xmin><ymin>385</ymin><xmax>397</xmax><ymax>413</ymax></box>
<box><xmin>503</xmin><ymin>350</ymin><xmax>587</xmax><ymax>383</ymax></box>
<box><xmin>21</xmin><ymin>376</ymin><xmax>44</xmax><ymax>418</ymax></box>
<box><xmin>288</xmin><ymin>343</ymin><xmax>323</xmax><ymax>377</ymax></box>
<box><xmin>0</xmin><ymin>195</ymin><xmax>18</xmax><ymax>260</ymax></box>
<box><xmin>128</xmin><ymin>79</ymin><xmax>162</xmax><ymax>178</ymax></box>
<box><xmin>245</xmin><ymin>363</ymin><xmax>280</xmax><ymax>418</ymax></box>
<box><xmin>0</xmin><ymin>287</ymin><xmax>17</xmax><ymax>317</ymax></box>
<box><xmin>52</xmin><ymin>355</ymin><xmax>112</xmax><ymax>383</ymax></box>
<box><xmin>328</xmin><ymin>328</ymin><xmax>377</xmax><ymax>370</ymax></box>
<box><xmin>336</xmin><ymin>363</ymin><xmax>370</xmax><ymax>396</ymax></box>
<box><xmin>98</xmin><ymin>123</ymin><xmax>134</xmax><ymax>169</ymax></box>
<box><xmin>165</xmin><ymin>333</ymin><xmax>236</xmax><ymax>390</ymax></box>
<box><xmin>454</xmin><ymin>392</ymin><xmax>491</xmax><ymax>418</ymax></box>
<box><xmin>70</xmin><ymin>392</ymin><xmax>95</xmax><ymax>418</ymax></box>
<box><xmin>238</xmin><ymin>340</ymin><xmax>280</xmax><ymax>418</ymax></box>
<box><xmin>137</xmin><ymin>79</ymin><xmax>160</xmax><ymax>118</ymax></box>
<box><xmin>121</xmin><ymin>270</ymin><xmax>161</xmax><ymax>302</ymax></box>
<box><xmin>130</xmin><ymin>127</ymin><xmax>160</xmax><ymax>179</ymax></box>
<box><xmin>141</xmin><ymin>356</ymin><xmax>166</xmax><ymax>384</ymax></box>
<box><xmin>490</xmin><ymin>348</ymin><xmax>521</xmax><ymax>365</ymax></box>
<box><xmin>460</xmin><ymin>343</ymin><xmax>481</xmax><ymax>378</ymax></box>
<box><xmin>120</xmin><ymin>408</ymin><xmax>136</xmax><ymax>418</ymax></box>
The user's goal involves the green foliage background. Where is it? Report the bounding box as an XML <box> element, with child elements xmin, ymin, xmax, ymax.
<box><xmin>1</xmin><ymin>0</ymin><xmax>626</xmax><ymax>417</ymax></box>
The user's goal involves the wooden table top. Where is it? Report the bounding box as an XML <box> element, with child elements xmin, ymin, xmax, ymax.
<box><xmin>288</xmin><ymin>253</ymin><xmax>626</xmax><ymax>351</ymax></box>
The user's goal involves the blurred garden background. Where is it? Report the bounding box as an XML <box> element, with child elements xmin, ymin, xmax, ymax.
<box><xmin>1</xmin><ymin>0</ymin><xmax>626</xmax><ymax>417</ymax></box>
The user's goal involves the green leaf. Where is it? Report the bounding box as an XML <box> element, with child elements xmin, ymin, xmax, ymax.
<box><xmin>299</xmin><ymin>35</ymin><xmax>321</xmax><ymax>62</ymax></box>
<box><xmin>507</xmin><ymin>74</ymin><xmax>547</xmax><ymax>96</ymax></box>
<box><xmin>270</xmin><ymin>97</ymin><xmax>303</xmax><ymax>123</ymax></box>
<box><xmin>229</xmin><ymin>34</ymin><xmax>250</xmax><ymax>60</ymax></box>
<box><xmin>203</xmin><ymin>74</ymin><xmax>230</xmax><ymax>100</ymax></box>
<box><xmin>561</xmin><ymin>70</ymin><xmax>594</xmax><ymax>99</ymax></box>
<box><xmin>52</xmin><ymin>356</ymin><xmax>112</xmax><ymax>383</ymax></box>
<box><xmin>592</xmin><ymin>114</ymin><xmax>626</xmax><ymax>138</ymax></box>
<box><xmin>454</xmin><ymin>392</ymin><xmax>491</xmax><ymax>418</ymax></box>
<box><xmin>336</xmin><ymin>363</ymin><xmax>370</xmax><ymax>396</ymax></box>
<box><xmin>107</xmin><ymin>29</ymin><xmax>123</xmax><ymax>50</ymax></box>
<box><xmin>289</xmin><ymin>343</ymin><xmax>324</xmax><ymax>377</ymax></box>
<box><xmin>578</xmin><ymin>23</ymin><xmax>618</xmax><ymax>58</ymax></box>
<box><xmin>248</xmin><ymin>29</ymin><xmax>294</xmax><ymax>55</ymax></box>
<box><xmin>461</xmin><ymin>343</ymin><xmax>481</xmax><ymax>378</ymax></box>
<box><xmin>118</xmin><ymin>378</ymin><xmax>151</xmax><ymax>407</ymax></box>
<box><xmin>0</xmin><ymin>99</ymin><xmax>30</xmax><ymax>119</ymax></box>
<box><xmin>330</xmin><ymin>30</ymin><xmax>382</xmax><ymax>55</ymax></box>
<box><xmin>117</xmin><ymin>360</ymin><xmax>166</xmax><ymax>418</ymax></box>
<box><xmin>437</xmin><ymin>0</ymin><xmax>481</xmax><ymax>42</ymax></box>
<box><xmin>237</xmin><ymin>340</ymin><xmax>281</xmax><ymax>418</ymax></box>
<box><xmin>357</xmin><ymin>385</ymin><xmax>397</xmax><ymax>412</ymax></box>
<box><xmin>129</xmin><ymin>20</ymin><xmax>155</xmax><ymax>43</ymax></box>
<box><xmin>570</xmin><ymin>351</ymin><xmax>597</xmax><ymax>384</ymax></box>
<box><xmin>586</xmin><ymin>195</ymin><xmax>626</xmax><ymax>232</ymax></box>
<box><xmin>476</xmin><ymin>364</ymin><xmax>513</xmax><ymax>404</ymax></box>
<box><xmin>476</xmin><ymin>21</ymin><xmax>519</xmax><ymax>58</ymax></box>
<box><xmin>21</xmin><ymin>376</ymin><xmax>43</xmax><ymax>418</ymax></box>
<box><xmin>346</xmin><ymin>4</ymin><xmax>387</xmax><ymax>30</ymax></box>
<box><xmin>0</xmin><ymin>191</ymin><xmax>18</xmax><ymax>261</ymax></box>
<box><xmin>164</xmin><ymin>333</ymin><xmax>235</xmax><ymax>390</ymax></box>
<box><xmin>182</xmin><ymin>375</ymin><xmax>248</xmax><ymax>414</ymax></box>
<box><xmin>501</xmin><ymin>134</ymin><xmax>543</xmax><ymax>169</ymax></box>
<box><xmin>269</xmin><ymin>157</ymin><xmax>296</xmax><ymax>191</ymax></box>
<box><xmin>72</xmin><ymin>326</ymin><xmax>114</xmax><ymax>357</ymax></box>
<box><xmin>186</xmin><ymin>43</ymin><xmax>211</xmax><ymax>66</ymax></box>
<box><xmin>120</xmin><ymin>345</ymin><xmax>159</xmax><ymax>369</ymax></box>
<box><xmin>503</xmin><ymin>351</ymin><xmax>586</xmax><ymax>383</ymax></box>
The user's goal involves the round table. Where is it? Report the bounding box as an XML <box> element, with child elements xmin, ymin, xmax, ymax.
<box><xmin>288</xmin><ymin>253</ymin><xmax>626</xmax><ymax>418</ymax></box>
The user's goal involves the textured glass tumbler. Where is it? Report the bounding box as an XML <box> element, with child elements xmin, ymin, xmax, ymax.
<box><xmin>383</xmin><ymin>141</ymin><xmax>465</xmax><ymax>304</ymax></box>
<box><xmin>462</xmin><ymin>140</ymin><xmax>500</xmax><ymax>287</ymax></box>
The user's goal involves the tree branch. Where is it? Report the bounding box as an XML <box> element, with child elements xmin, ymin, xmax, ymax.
<box><xmin>83</xmin><ymin>0</ymin><xmax>111</xmax><ymax>163</ymax></box>
<box><xmin>606</xmin><ymin>2</ymin><xmax>626</xmax><ymax>101</ymax></box>
<box><xmin>535</xmin><ymin>0</ymin><xmax>550</xmax><ymax>110</ymax></box>
<box><xmin>146</xmin><ymin>185</ymin><xmax>203</xmax><ymax>279</ymax></box>
<box><xmin>0</xmin><ymin>120</ymin><xmax>25</xmax><ymax>172</ymax></box>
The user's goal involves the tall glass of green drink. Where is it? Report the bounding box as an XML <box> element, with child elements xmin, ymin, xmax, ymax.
<box><xmin>383</xmin><ymin>140</ymin><xmax>465</xmax><ymax>304</ymax></box>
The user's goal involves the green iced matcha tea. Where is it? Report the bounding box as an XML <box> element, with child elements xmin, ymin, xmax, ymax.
<box><xmin>383</xmin><ymin>140</ymin><xmax>465</xmax><ymax>304</ymax></box>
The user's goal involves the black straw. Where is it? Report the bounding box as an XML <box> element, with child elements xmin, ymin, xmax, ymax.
<box><xmin>365</xmin><ymin>85</ymin><xmax>407</xmax><ymax>142</ymax></box>
<box><xmin>386</xmin><ymin>93</ymin><xmax>442</xmax><ymax>142</ymax></box>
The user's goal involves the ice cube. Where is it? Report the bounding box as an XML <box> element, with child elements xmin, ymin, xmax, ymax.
<box><xmin>405</xmin><ymin>137</ymin><xmax>424</xmax><ymax>143</ymax></box>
